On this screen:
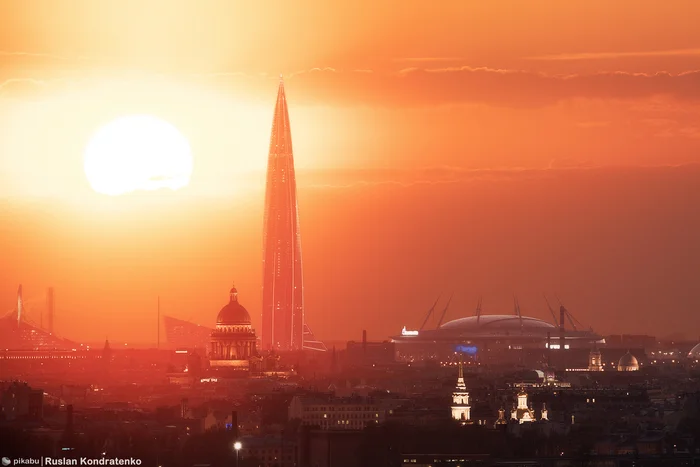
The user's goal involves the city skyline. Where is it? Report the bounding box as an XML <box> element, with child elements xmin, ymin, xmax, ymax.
<box><xmin>1</xmin><ymin>1</ymin><xmax>700</xmax><ymax>344</ymax></box>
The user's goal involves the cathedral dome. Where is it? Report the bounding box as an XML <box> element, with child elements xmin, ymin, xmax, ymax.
<box><xmin>216</xmin><ymin>286</ymin><xmax>251</xmax><ymax>325</ymax></box>
<box><xmin>617</xmin><ymin>351</ymin><xmax>639</xmax><ymax>371</ymax></box>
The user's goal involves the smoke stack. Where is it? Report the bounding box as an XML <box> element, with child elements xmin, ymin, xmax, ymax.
<box><xmin>47</xmin><ymin>287</ymin><xmax>55</xmax><ymax>334</ymax></box>
<box><xmin>559</xmin><ymin>306</ymin><xmax>565</xmax><ymax>331</ymax></box>
<box><xmin>231</xmin><ymin>411</ymin><xmax>239</xmax><ymax>438</ymax></box>
<box><xmin>559</xmin><ymin>306</ymin><xmax>565</xmax><ymax>351</ymax></box>
<box><xmin>362</xmin><ymin>330</ymin><xmax>367</xmax><ymax>354</ymax></box>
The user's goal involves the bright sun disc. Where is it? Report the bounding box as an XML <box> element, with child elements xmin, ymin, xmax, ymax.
<box><xmin>84</xmin><ymin>115</ymin><xmax>193</xmax><ymax>196</ymax></box>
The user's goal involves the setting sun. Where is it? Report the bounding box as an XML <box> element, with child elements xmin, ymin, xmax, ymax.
<box><xmin>83</xmin><ymin>115</ymin><xmax>193</xmax><ymax>196</ymax></box>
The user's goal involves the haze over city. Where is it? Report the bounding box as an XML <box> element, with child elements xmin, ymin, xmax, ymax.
<box><xmin>2</xmin><ymin>0</ymin><xmax>700</xmax><ymax>345</ymax></box>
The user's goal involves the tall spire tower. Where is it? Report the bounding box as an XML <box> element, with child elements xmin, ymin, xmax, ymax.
<box><xmin>451</xmin><ymin>358</ymin><xmax>471</xmax><ymax>422</ymax></box>
<box><xmin>261</xmin><ymin>77</ymin><xmax>305</xmax><ymax>351</ymax></box>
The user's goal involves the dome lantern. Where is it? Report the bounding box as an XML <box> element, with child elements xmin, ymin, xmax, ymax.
<box><xmin>216</xmin><ymin>283</ymin><xmax>251</xmax><ymax>326</ymax></box>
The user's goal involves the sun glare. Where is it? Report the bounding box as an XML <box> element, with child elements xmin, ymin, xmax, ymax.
<box><xmin>84</xmin><ymin>115</ymin><xmax>193</xmax><ymax>196</ymax></box>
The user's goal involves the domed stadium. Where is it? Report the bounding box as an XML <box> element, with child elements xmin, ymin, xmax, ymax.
<box><xmin>439</xmin><ymin>315</ymin><xmax>558</xmax><ymax>333</ymax></box>
<box><xmin>391</xmin><ymin>299</ymin><xmax>602</xmax><ymax>362</ymax></box>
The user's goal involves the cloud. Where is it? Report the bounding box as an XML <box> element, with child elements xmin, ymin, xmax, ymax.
<box><xmin>2</xmin><ymin>63</ymin><xmax>700</xmax><ymax>109</ymax></box>
<box><xmin>0</xmin><ymin>75</ymin><xmax>94</xmax><ymax>100</ymax></box>
<box><xmin>0</xmin><ymin>78</ymin><xmax>48</xmax><ymax>97</ymax></box>
<box><xmin>525</xmin><ymin>48</ymin><xmax>700</xmax><ymax>61</ymax></box>
<box><xmin>0</xmin><ymin>50</ymin><xmax>96</xmax><ymax>62</ymax></box>
<box><xmin>393</xmin><ymin>57</ymin><xmax>466</xmax><ymax>63</ymax></box>
<box><xmin>281</xmin><ymin>67</ymin><xmax>700</xmax><ymax>108</ymax></box>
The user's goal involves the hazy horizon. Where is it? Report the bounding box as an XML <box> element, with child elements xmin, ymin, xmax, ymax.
<box><xmin>3</xmin><ymin>164</ymin><xmax>700</xmax><ymax>344</ymax></box>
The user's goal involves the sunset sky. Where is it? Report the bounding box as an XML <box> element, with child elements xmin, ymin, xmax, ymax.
<box><xmin>1</xmin><ymin>0</ymin><xmax>700</xmax><ymax>344</ymax></box>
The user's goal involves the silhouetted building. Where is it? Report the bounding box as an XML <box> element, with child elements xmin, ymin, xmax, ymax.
<box><xmin>298</xmin><ymin>428</ymin><xmax>363</xmax><ymax>467</ymax></box>
<box><xmin>606</xmin><ymin>334</ymin><xmax>656</xmax><ymax>349</ymax></box>
<box><xmin>239</xmin><ymin>435</ymin><xmax>295</xmax><ymax>467</ymax></box>
<box><xmin>0</xmin><ymin>381</ymin><xmax>43</xmax><ymax>421</ymax></box>
<box><xmin>163</xmin><ymin>315</ymin><xmax>212</xmax><ymax>350</ymax></box>
<box><xmin>0</xmin><ymin>284</ymin><xmax>75</xmax><ymax>350</ymax></box>
<box><xmin>209</xmin><ymin>285</ymin><xmax>257</xmax><ymax>371</ymax></box>
<box><xmin>346</xmin><ymin>339</ymin><xmax>395</xmax><ymax>366</ymax></box>
<box><xmin>289</xmin><ymin>395</ymin><xmax>384</xmax><ymax>430</ymax></box>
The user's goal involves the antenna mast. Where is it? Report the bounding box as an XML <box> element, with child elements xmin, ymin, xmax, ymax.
<box><xmin>157</xmin><ymin>296</ymin><xmax>161</xmax><ymax>350</ymax></box>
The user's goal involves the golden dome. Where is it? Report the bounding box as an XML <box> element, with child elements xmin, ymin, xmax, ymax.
<box><xmin>617</xmin><ymin>351</ymin><xmax>639</xmax><ymax>371</ymax></box>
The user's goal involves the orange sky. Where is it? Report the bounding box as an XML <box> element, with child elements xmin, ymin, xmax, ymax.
<box><xmin>1</xmin><ymin>0</ymin><xmax>700</xmax><ymax>344</ymax></box>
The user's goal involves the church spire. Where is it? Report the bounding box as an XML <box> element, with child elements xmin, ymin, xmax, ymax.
<box><xmin>451</xmin><ymin>355</ymin><xmax>471</xmax><ymax>422</ymax></box>
<box><xmin>456</xmin><ymin>357</ymin><xmax>466</xmax><ymax>390</ymax></box>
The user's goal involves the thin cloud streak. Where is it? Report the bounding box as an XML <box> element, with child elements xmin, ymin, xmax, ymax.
<box><xmin>3</xmin><ymin>65</ymin><xmax>700</xmax><ymax>108</ymax></box>
<box><xmin>393</xmin><ymin>57</ymin><xmax>467</xmax><ymax>63</ymax></box>
<box><xmin>284</xmin><ymin>66</ymin><xmax>700</xmax><ymax>108</ymax></box>
<box><xmin>0</xmin><ymin>77</ymin><xmax>48</xmax><ymax>95</ymax></box>
<box><xmin>526</xmin><ymin>48</ymin><xmax>700</xmax><ymax>61</ymax></box>
<box><xmin>0</xmin><ymin>50</ymin><xmax>102</xmax><ymax>63</ymax></box>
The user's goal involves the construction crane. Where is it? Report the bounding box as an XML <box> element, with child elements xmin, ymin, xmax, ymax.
<box><xmin>475</xmin><ymin>297</ymin><xmax>483</xmax><ymax>324</ymax></box>
<box><xmin>435</xmin><ymin>294</ymin><xmax>453</xmax><ymax>328</ymax></box>
<box><xmin>420</xmin><ymin>295</ymin><xmax>441</xmax><ymax>331</ymax></box>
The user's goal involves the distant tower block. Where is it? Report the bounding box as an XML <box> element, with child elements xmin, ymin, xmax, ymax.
<box><xmin>451</xmin><ymin>359</ymin><xmax>471</xmax><ymax>422</ymax></box>
<box><xmin>47</xmin><ymin>287</ymin><xmax>55</xmax><ymax>334</ymax></box>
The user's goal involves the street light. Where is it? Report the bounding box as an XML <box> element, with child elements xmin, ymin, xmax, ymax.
<box><xmin>233</xmin><ymin>441</ymin><xmax>242</xmax><ymax>466</ymax></box>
